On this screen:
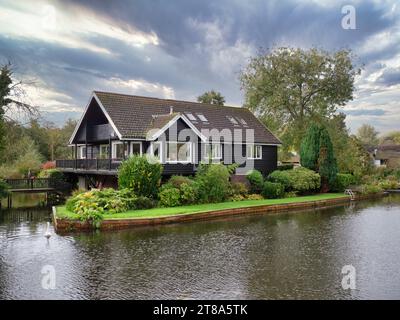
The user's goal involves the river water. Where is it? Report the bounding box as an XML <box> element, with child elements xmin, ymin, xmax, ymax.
<box><xmin>1</xmin><ymin>194</ymin><xmax>400</xmax><ymax>299</ymax></box>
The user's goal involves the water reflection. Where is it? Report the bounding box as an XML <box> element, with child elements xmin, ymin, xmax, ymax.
<box><xmin>1</xmin><ymin>195</ymin><xmax>400</xmax><ymax>299</ymax></box>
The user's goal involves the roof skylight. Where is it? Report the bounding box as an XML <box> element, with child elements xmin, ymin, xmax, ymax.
<box><xmin>185</xmin><ymin>113</ymin><xmax>197</xmax><ymax>121</ymax></box>
<box><xmin>226</xmin><ymin>116</ymin><xmax>239</xmax><ymax>125</ymax></box>
<box><xmin>197</xmin><ymin>114</ymin><xmax>208</xmax><ymax>122</ymax></box>
<box><xmin>239</xmin><ymin>118</ymin><xmax>248</xmax><ymax>126</ymax></box>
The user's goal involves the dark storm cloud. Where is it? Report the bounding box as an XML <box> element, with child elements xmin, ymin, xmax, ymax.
<box><xmin>0</xmin><ymin>0</ymin><xmax>399</xmax><ymax>130</ymax></box>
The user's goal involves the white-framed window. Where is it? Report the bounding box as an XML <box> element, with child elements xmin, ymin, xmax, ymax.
<box><xmin>130</xmin><ymin>142</ymin><xmax>142</xmax><ymax>156</ymax></box>
<box><xmin>246</xmin><ymin>144</ymin><xmax>262</xmax><ymax>159</ymax></box>
<box><xmin>204</xmin><ymin>143</ymin><xmax>222</xmax><ymax>160</ymax></box>
<box><xmin>99</xmin><ymin>145</ymin><xmax>109</xmax><ymax>159</ymax></box>
<box><xmin>112</xmin><ymin>141</ymin><xmax>127</xmax><ymax>159</ymax></box>
<box><xmin>166</xmin><ymin>142</ymin><xmax>192</xmax><ymax>163</ymax></box>
<box><xmin>80</xmin><ymin>146</ymin><xmax>87</xmax><ymax>159</ymax></box>
<box><xmin>150</xmin><ymin>141</ymin><xmax>162</xmax><ymax>162</ymax></box>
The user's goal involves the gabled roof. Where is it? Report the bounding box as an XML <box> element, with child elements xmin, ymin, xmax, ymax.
<box><xmin>73</xmin><ymin>91</ymin><xmax>282</xmax><ymax>144</ymax></box>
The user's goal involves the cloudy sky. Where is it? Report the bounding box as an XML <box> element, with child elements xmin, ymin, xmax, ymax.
<box><xmin>0</xmin><ymin>0</ymin><xmax>399</xmax><ymax>134</ymax></box>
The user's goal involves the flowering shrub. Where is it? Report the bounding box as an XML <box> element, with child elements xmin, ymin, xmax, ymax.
<box><xmin>42</xmin><ymin>161</ymin><xmax>56</xmax><ymax>170</ymax></box>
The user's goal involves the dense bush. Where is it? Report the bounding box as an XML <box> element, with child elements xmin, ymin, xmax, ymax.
<box><xmin>0</xmin><ymin>179</ymin><xmax>10</xmax><ymax>198</ymax></box>
<box><xmin>378</xmin><ymin>179</ymin><xmax>398</xmax><ymax>190</ymax></box>
<box><xmin>246</xmin><ymin>194</ymin><xmax>264</xmax><ymax>200</ymax></box>
<box><xmin>246</xmin><ymin>170</ymin><xmax>264</xmax><ymax>193</ymax></box>
<box><xmin>167</xmin><ymin>175</ymin><xmax>193</xmax><ymax>189</ymax></box>
<box><xmin>159</xmin><ymin>187</ymin><xmax>181</xmax><ymax>207</ymax></box>
<box><xmin>65</xmin><ymin>188</ymin><xmax>146</xmax><ymax>217</ymax></box>
<box><xmin>262</xmin><ymin>181</ymin><xmax>285</xmax><ymax>199</ymax></box>
<box><xmin>277</xmin><ymin>164</ymin><xmax>294</xmax><ymax>171</ymax></box>
<box><xmin>180</xmin><ymin>183</ymin><xmax>197</xmax><ymax>205</ymax></box>
<box><xmin>230</xmin><ymin>182</ymin><xmax>249</xmax><ymax>197</ymax></box>
<box><xmin>134</xmin><ymin>196</ymin><xmax>156</xmax><ymax>209</ymax></box>
<box><xmin>118</xmin><ymin>155</ymin><xmax>163</xmax><ymax>198</ymax></box>
<box><xmin>160</xmin><ymin>176</ymin><xmax>198</xmax><ymax>206</ymax></box>
<box><xmin>268</xmin><ymin>167</ymin><xmax>321</xmax><ymax>194</ymax></box>
<box><xmin>195</xmin><ymin>163</ymin><xmax>231</xmax><ymax>203</ymax></box>
<box><xmin>331</xmin><ymin>173</ymin><xmax>357</xmax><ymax>192</ymax></box>
<box><xmin>359</xmin><ymin>184</ymin><xmax>383</xmax><ymax>195</ymax></box>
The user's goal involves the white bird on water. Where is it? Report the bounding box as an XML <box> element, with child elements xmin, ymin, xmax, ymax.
<box><xmin>44</xmin><ymin>222</ymin><xmax>52</xmax><ymax>239</ymax></box>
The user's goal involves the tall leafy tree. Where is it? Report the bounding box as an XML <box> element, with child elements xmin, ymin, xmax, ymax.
<box><xmin>300</xmin><ymin>124</ymin><xmax>337</xmax><ymax>191</ymax></box>
<box><xmin>240</xmin><ymin>47</ymin><xmax>361</xmax><ymax>151</ymax></box>
<box><xmin>197</xmin><ymin>90</ymin><xmax>225</xmax><ymax>106</ymax></box>
<box><xmin>299</xmin><ymin>124</ymin><xmax>321</xmax><ymax>171</ymax></box>
<box><xmin>318</xmin><ymin>127</ymin><xmax>338</xmax><ymax>191</ymax></box>
<box><xmin>356</xmin><ymin>124</ymin><xmax>379</xmax><ymax>147</ymax></box>
<box><xmin>0</xmin><ymin>64</ymin><xmax>12</xmax><ymax>152</ymax></box>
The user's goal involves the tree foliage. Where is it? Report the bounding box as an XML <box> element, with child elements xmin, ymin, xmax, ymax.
<box><xmin>356</xmin><ymin>124</ymin><xmax>379</xmax><ymax>148</ymax></box>
<box><xmin>299</xmin><ymin>124</ymin><xmax>320</xmax><ymax>171</ymax></box>
<box><xmin>300</xmin><ymin>124</ymin><xmax>338</xmax><ymax>190</ymax></box>
<box><xmin>197</xmin><ymin>90</ymin><xmax>225</xmax><ymax>106</ymax></box>
<box><xmin>240</xmin><ymin>47</ymin><xmax>361</xmax><ymax>151</ymax></box>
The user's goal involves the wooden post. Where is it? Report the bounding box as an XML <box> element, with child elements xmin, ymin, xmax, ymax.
<box><xmin>75</xmin><ymin>144</ymin><xmax>78</xmax><ymax>169</ymax></box>
<box><xmin>108</xmin><ymin>138</ymin><xmax>111</xmax><ymax>170</ymax></box>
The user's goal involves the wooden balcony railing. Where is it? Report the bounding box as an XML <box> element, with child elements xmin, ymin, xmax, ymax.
<box><xmin>56</xmin><ymin>159</ymin><xmax>122</xmax><ymax>171</ymax></box>
<box><xmin>56</xmin><ymin>159</ymin><xmax>197</xmax><ymax>175</ymax></box>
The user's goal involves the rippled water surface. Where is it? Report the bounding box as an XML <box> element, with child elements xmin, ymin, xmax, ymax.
<box><xmin>1</xmin><ymin>195</ymin><xmax>400</xmax><ymax>299</ymax></box>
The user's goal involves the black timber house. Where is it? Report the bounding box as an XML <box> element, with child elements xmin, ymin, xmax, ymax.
<box><xmin>56</xmin><ymin>91</ymin><xmax>281</xmax><ymax>189</ymax></box>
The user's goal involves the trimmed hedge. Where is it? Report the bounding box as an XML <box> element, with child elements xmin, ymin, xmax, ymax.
<box><xmin>268</xmin><ymin>167</ymin><xmax>321</xmax><ymax>194</ymax></box>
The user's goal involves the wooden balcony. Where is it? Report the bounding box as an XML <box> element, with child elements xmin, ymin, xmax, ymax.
<box><xmin>55</xmin><ymin>159</ymin><xmax>196</xmax><ymax>176</ymax></box>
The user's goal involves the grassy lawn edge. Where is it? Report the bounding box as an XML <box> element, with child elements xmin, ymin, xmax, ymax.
<box><xmin>55</xmin><ymin>193</ymin><xmax>349</xmax><ymax>221</ymax></box>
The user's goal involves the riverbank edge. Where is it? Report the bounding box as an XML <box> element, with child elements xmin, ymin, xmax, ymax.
<box><xmin>52</xmin><ymin>192</ymin><xmax>386</xmax><ymax>233</ymax></box>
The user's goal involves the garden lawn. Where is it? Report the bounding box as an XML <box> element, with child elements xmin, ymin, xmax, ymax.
<box><xmin>56</xmin><ymin>193</ymin><xmax>349</xmax><ymax>220</ymax></box>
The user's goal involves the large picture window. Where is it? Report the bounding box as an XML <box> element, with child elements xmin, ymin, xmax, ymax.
<box><xmin>166</xmin><ymin>142</ymin><xmax>192</xmax><ymax>163</ymax></box>
<box><xmin>130</xmin><ymin>142</ymin><xmax>142</xmax><ymax>156</ymax></box>
<box><xmin>246</xmin><ymin>144</ymin><xmax>262</xmax><ymax>159</ymax></box>
<box><xmin>99</xmin><ymin>145</ymin><xmax>109</xmax><ymax>159</ymax></box>
<box><xmin>112</xmin><ymin>141</ymin><xmax>127</xmax><ymax>159</ymax></box>
<box><xmin>204</xmin><ymin>143</ymin><xmax>222</xmax><ymax>160</ymax></box>
<box><xmin>80</xmin><ymin>146</ymin><xmax>87</xmax><ymax>159</ymax></box>
<box><xmin>150</xmin><ymin>142</ymin><xmax>162</xmax><ymax>162</ymax></box>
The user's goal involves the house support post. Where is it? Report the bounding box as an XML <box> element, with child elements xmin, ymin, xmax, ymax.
<box><xmin>109</xmin><ymin>137</ymin><xmax>112</xmax><ymax>170</ymax></box>
<box><xmin>74</xmin><ymin>144</ymin><xmax>77</xmax><ymax>169</ymax></box>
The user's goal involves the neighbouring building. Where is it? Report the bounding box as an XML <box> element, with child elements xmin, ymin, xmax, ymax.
<box><xmin>371</xmin><ymin>145</ymin><xmax>400</xmax><ymax>168</ymax></box>
<box><xmin>56</xmin><ymin>91</ymin><xmax>281</xmax><ymax>189</ymax></box>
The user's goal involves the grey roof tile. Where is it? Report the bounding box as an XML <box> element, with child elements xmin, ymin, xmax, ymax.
<box><xmin>94</xmin><ymin>91</ymin><xmax>281</xmax><ymax>144</ymax></box>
